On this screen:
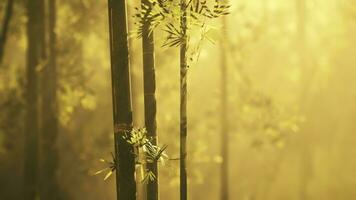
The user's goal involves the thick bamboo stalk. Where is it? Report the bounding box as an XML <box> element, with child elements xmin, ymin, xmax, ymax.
<box><xmin>24</xmin><ymin>0</ymin><xmax>42</xmax><ymax>198</ymax></box>
<box><xmin>41</xmin><ymin>0</ymin><xmax>59</xmax><ymax>199</ymax></box>
<box><xmin>107</xmin><ymin>0</ymin><xmax>136</xmax><ymax>199</ymax></box>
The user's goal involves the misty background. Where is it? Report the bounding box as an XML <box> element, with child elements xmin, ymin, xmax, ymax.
<box><xmin>1</xmin><ymin>0</ymin><xmax>356</xmax><ymax>199</ymax></box>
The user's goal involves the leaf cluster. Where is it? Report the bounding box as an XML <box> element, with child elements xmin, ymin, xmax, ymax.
<box><xmin>95</xmin><ymin>127</ymin><xmax>169</xmax><ymax>183</ymax></box>
<box><xmin>94</xmin><ymin>153</ymin><xmax>116</xmax><ymax>181</ymax></box>
<box><xmin>133</xmin><ymin>0</ymin><xmax>230</xmax><ymax>49</ymax></box>
<box><xmin>125</xmin><ymin>127</ymin><xmax>169</xmax><ymax>183</ymax></box>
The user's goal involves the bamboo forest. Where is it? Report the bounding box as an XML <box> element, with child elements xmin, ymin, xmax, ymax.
<box><xmin>1</xmin><ymin>0</ymin><xmax>356</xmax><ymax>199</ymax></box>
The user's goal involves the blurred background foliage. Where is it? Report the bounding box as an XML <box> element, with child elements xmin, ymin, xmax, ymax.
<box><xmin>1</xmin><ymin>0</ymin><xmax>356</xmax><ymax>199</ymax></box>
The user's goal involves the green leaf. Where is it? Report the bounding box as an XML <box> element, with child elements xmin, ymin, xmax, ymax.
<box><xmin>104</xmin><ymin>170</ymin><xmax>113</xmax><ymax>181</ymax></box>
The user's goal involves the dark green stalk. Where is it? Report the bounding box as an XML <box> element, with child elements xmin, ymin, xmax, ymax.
<box><xmin>180</xmin><ymin>0</ymin><xmax>188</xmax><ymax>200</ymax></box>
<box><xmin>141</xmin><ymin>0</ymin><xmax>158</xmax><ymax>200</ymax></box>
<box><xmin>24</xmin><ymin>0</ymin><xmax>42</xmax><ymax>198</ymax></box>
<box><xmin>41</xmin><ymin>0</ymin><xmax>59</xmax><ymax>199</ymax></box>
<box><xmin>107</xmin><ymin>0</ymin><xmax>136</xmax><ymax>199</ymax></box>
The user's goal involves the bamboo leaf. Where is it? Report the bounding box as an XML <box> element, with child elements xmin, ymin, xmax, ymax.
<box><xmin>104</xmin><ymin>170</ymin><xmax>113</xmax><ymax>181</ymax></box>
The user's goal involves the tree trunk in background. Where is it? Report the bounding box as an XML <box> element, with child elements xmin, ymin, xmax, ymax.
<box><xmin>262</xmin><ymin>0</ymin><xmax>269</xmax><ymax>26</ymax></box>
<box><xmin>180</xmin><ymin>1</ymin><xmax>188</xmax><ymax>200</ymax></box>
<box><xmin>141</xmin><ymin>0</ymin><xmax>158</xmax><ymax>200</ymax></box>
<box><xmin>41</xmin><ymin>0</ymin><xmax>59</xmax><ymax>199</ymax></box>
<box><xmin>296</xmin><ymin>0</ymin><xmax>313</xmax><ymax>200</ymax></box>
<box><xmin>0</xmin><ymin>0</ymin><xmax>14</xmax><ymax>65</ymax></box>
<box><xmin>24</xmin><ymin>0</ymin><xmax>43</xmax><ymax>198</ymax></box>
<box><xmin>297</xmin><ymin>0</ymin><xmax>306</xmax><ymax>78</ymax></box>
<box><xmin>107</xmin><ymin>0</ymin><xmax>136</xmax><ymax>199</ymax></box>
<box><xmin>220</xmin><ymin>16</ymin><xmax>229</xmax><ymax>200</ymax></box>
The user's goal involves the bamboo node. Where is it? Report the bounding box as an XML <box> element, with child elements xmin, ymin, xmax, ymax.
<box><xmin>114</xmin><ymin>123</ymin><xmax>132</xmax><ymax>134</ymax></box>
